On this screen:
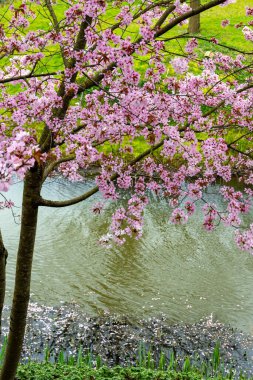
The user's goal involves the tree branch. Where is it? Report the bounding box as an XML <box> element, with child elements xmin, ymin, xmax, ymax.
<box><xmin>45</xmin><ymin>0</ymin><xmax>68</xmax><ymax>66</ymax></box>
<box><xmin>0</xmin><ymin>71</ymin><xmax>62</xmax><ymax>84</ymax></box>
<box><xmin>162</xmin><ymin>34</ymin><xmax>253</xmax><ymax>55</ymax></box>
<box><xmin>38</xmin><ymin>140</ymin><xmax>165</xmax><ymax>208</ymax></box>
<box><xmin>228</xmin><ymin>146</ymin><xmax>253</xmax><ymax>159</ymax></box>
<box><xmin>39</xmin><ymin>15</ymin><xmax>93</xmax><ymax>152</ymax></box>
<box><xmin>227</xmin><ymin>132</ymin><xmax>253</xmax><ymax>148</ymax></box>
<box><xmin>42</xmin><ymin>154</ymin><xmax>75</xmax><ymax>182</ymax></box>
<box><xmin>155</xmin><ymin>0</ymin><xmax>228</xmax><ymax>38</ymax></box>
<box><xmin>0</xmin><ymin>230</ymin><xmax>7</xmax><ymax>334</ymax></box>
<box><xmin>154</xmin><ymin>5</ymin><xmax>176</xmax><ymax>29</ymax></box>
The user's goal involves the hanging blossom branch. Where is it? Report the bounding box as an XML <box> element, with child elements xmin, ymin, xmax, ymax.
<box><xmin>38</xmin><ymin>78</ymin><xmax>253</xmax><ymax>208</ymax></box>
<box><xmin>38</xmin><ymin>140</ymin><xmax>165</xmax><ymax>207</ymax></box>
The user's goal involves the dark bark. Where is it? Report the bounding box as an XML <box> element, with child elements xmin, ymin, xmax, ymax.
<box><xmin>0</xmin><ymin>230</ymin><xmax>7</xmax><ymax>334</ymax></box>
<box><xmin>0</xmin><ymin>167</ymin><xmax>42</xmax><ymax>380</ymax></box>
<box><xmin>188</xmin><ymin>0</ymin><xmax>201</xmax><ymax>34</ymax></box>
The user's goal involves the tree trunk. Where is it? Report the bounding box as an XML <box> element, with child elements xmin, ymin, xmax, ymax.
<box><xmin>0</xmin><ymin>230</ymin><xmax>7</xmax><ymax>334</ymax></box>
<box><xmin>188</xmin><ymin>0</ymin><xmax>200</xmax><ymax>34</ymax></box>
<box><xmin>0</xmin><ymin>167</ymin><xmax>42</xmax><ymax>380</ymax></box>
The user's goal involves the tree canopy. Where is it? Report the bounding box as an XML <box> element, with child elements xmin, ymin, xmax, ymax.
<box><xmin>0</xmin><ymin>0</ymin><xmax>253</xmax><ymax>250</ymax></box>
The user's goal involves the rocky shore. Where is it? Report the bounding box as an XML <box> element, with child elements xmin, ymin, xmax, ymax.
<box><xmin>1</xmin><ymin>303</ymin><xmax>253</xmax><ymax>376</ymax></box>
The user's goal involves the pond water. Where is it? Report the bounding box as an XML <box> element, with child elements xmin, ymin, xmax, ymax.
<box><xmin>1</xmin><ymin>178</ymin><xmax>253</xmax><ymax>334</ymax></box>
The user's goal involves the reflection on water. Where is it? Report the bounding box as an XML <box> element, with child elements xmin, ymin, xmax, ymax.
<box><xmin>1</xmin><ymin>178</ymin><xmax>253</xmax><ymax>333</ymax></box>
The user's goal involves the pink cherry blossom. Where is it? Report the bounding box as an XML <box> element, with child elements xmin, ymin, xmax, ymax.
<box><xmin>171</xmin><ymin>57</ymin><xmax>189</xmax><ymax>74</ymax></box>
<box><xmin>170</xmin><ymin>208</ymin><xmax>188</xmax><ymax>224</ymax></box>
<box><xmin>221</xmin><ymin>19</ymin><xmax>230</xmax><ymax>27</ymax></box>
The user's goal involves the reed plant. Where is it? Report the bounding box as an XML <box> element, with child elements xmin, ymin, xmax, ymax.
<box><xmin>0</xmin><ymin>340</ymin><xmax>246</xmax><ymax>380</ymax></box>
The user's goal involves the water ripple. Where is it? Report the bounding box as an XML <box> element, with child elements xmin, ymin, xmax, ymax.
<box><xmin>1</xmin><ymin>179</ymin><xmax>253</xmax><ymax>333</ymax></box>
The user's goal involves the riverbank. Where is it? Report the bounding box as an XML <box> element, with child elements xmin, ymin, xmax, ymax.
<box><xmin>1</xmin><ymin>304</ymin><xmax>253</xmax><ymax>377</ymax></box>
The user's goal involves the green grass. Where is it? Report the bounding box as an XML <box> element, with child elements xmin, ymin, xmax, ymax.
<box><xmin>200</xmin><ymin>0</ymin><xmax>252</xmax><ymax>52</ymax></box>
<box><xmin>16</xmin><ymin>364</ymin><xmax>249</xmax><ymax>380</ymax></box>
<box><xmin>7</xmin><ymin>342</ymin><xmax>251</xmax><ymax>380</ymax></box>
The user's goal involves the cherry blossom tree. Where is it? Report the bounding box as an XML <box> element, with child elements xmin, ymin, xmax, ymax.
<box><xmin>0</xmin><ymin>0</ymin><xmax>253</xmax><ymax>378</ymax></box>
